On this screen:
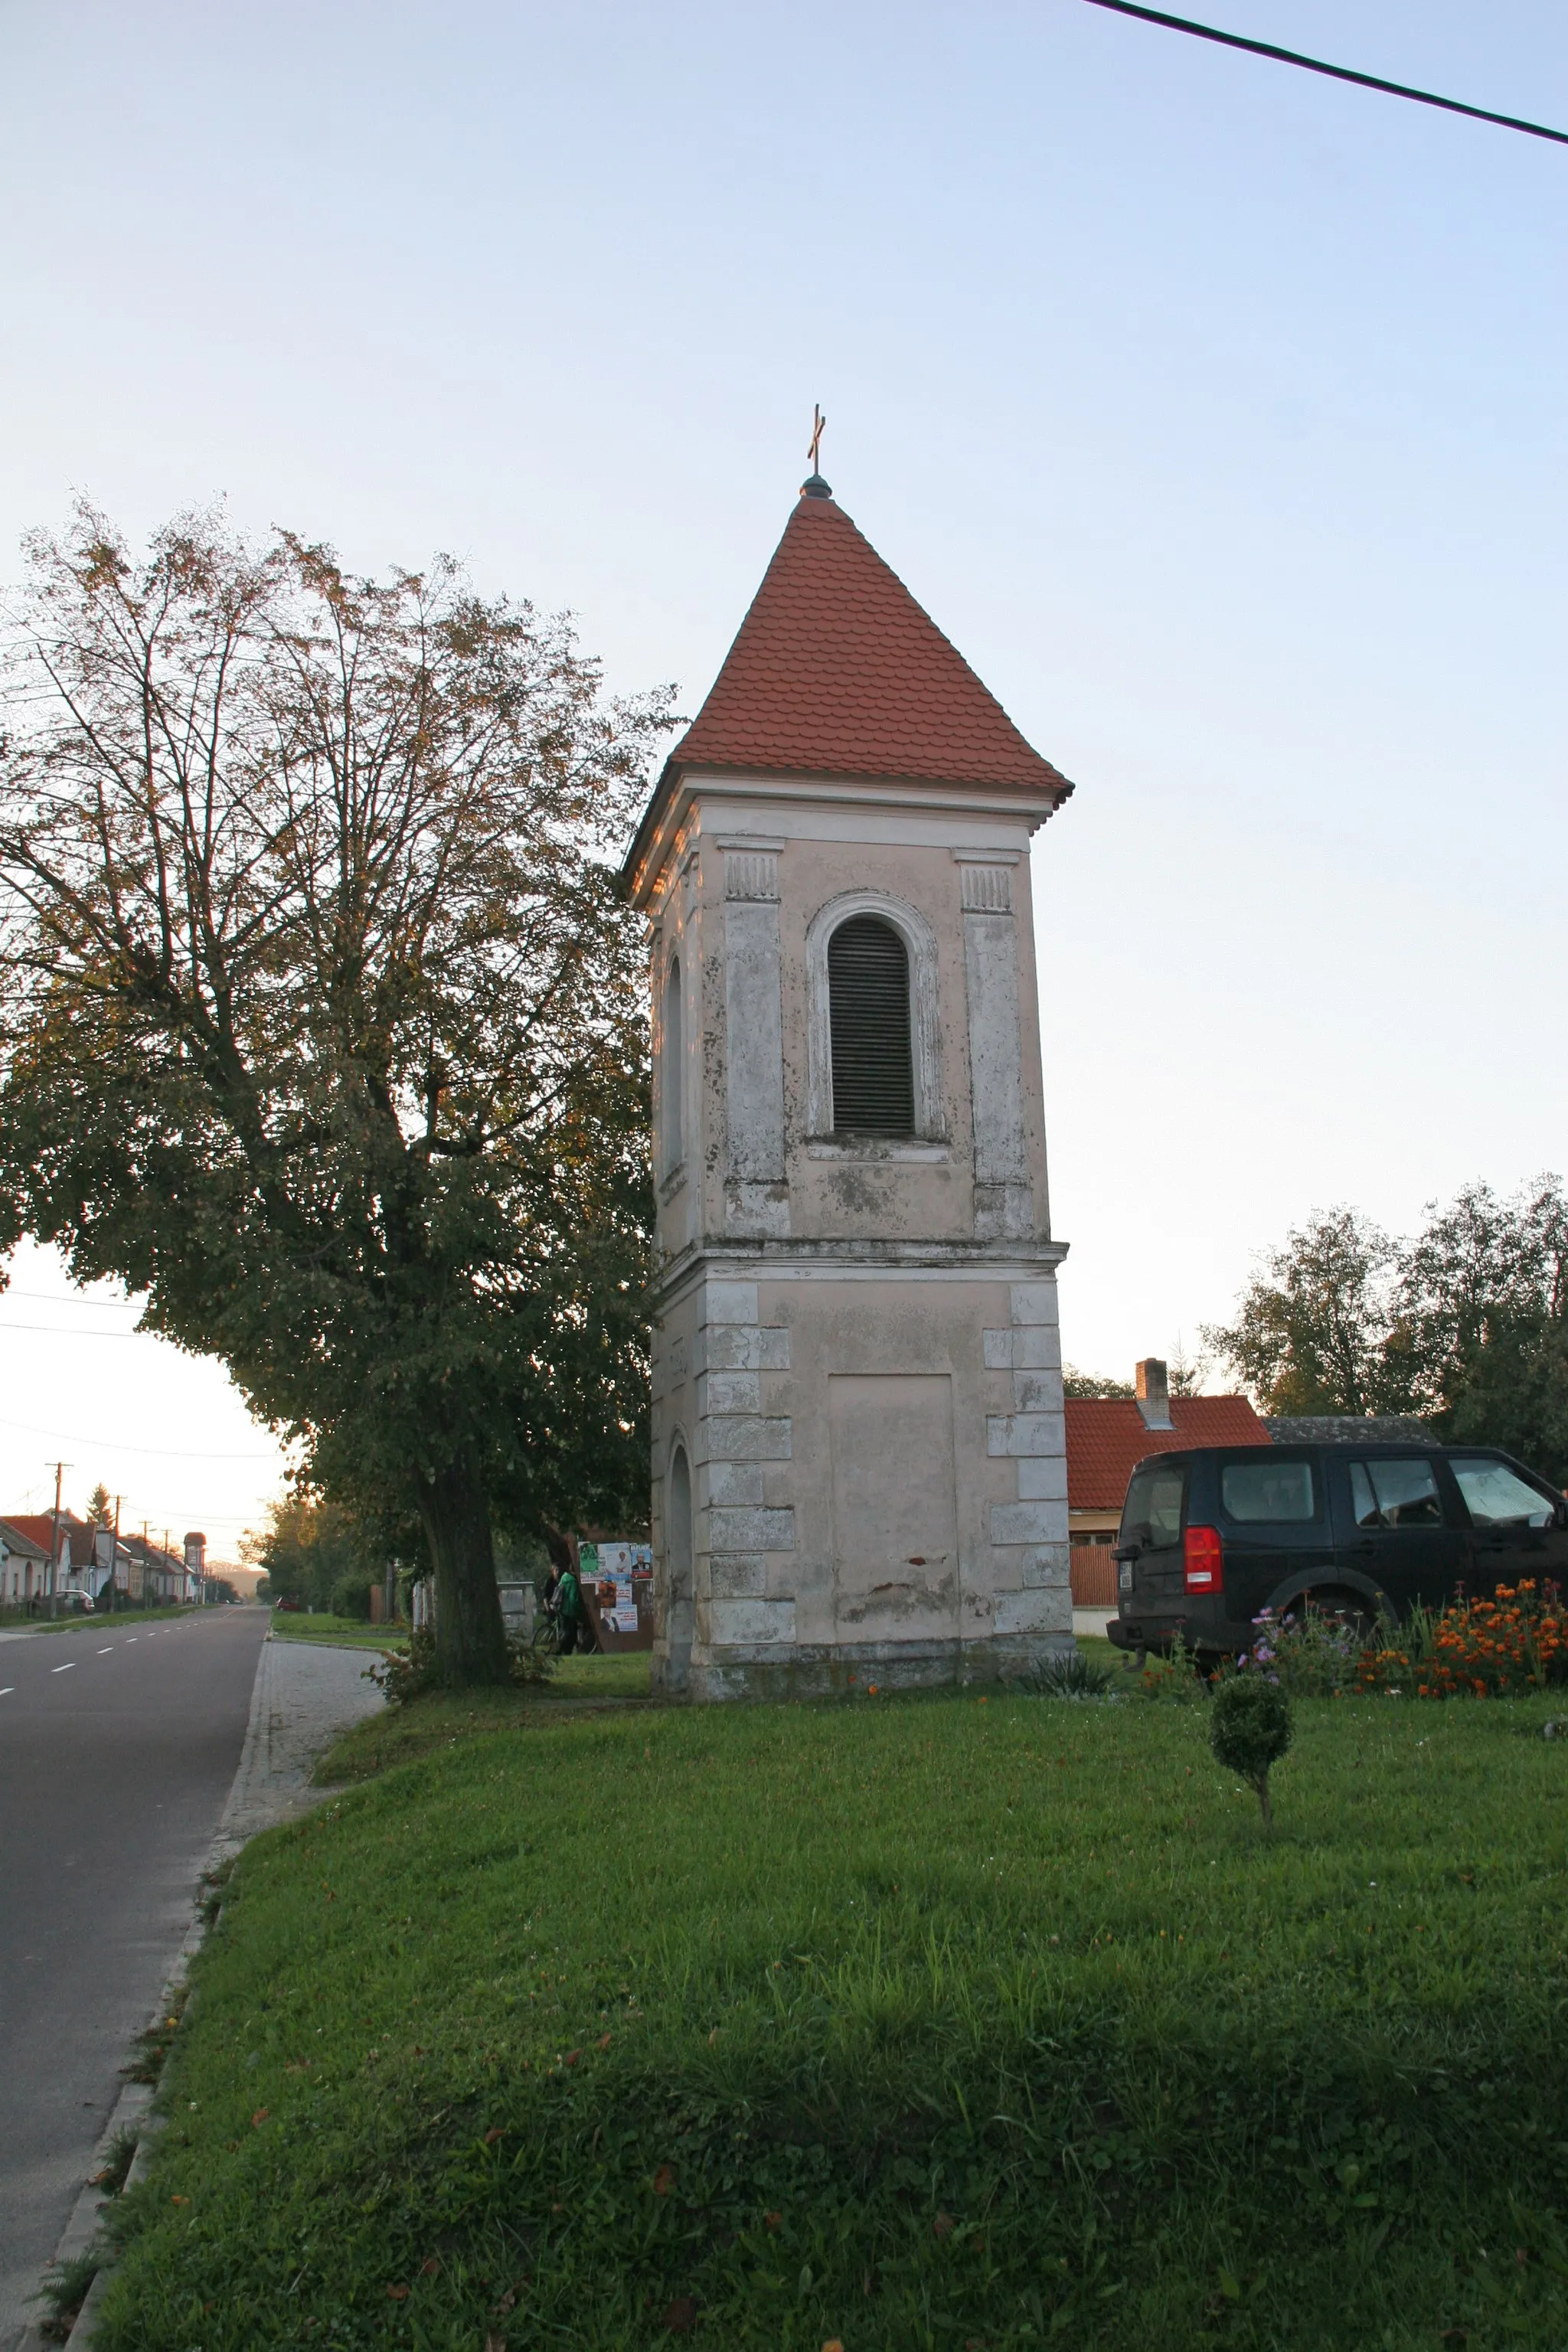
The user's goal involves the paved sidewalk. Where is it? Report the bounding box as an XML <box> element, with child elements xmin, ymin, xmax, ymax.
<box><xmin>212</xmin><ymin>1635</ymin><xmax>386</xmax><ymax>1860</ymax></box>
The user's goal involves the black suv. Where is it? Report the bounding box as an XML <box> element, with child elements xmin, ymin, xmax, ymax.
<box><xmin>1105</xmin><ymin>1442</ymin><xmax>1568</xmax><ymax>1658</ymax></box>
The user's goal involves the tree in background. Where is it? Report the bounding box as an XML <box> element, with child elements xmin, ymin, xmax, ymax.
<box><xmin>1167</xmin><ymin>1341</ymin><xmax>1210</xmax><ymax>1398</ymax></box>
<box><xmin>1062</xmin><ymin>1368</ymin><xmax>1134</xmax><ymax>1398</ymax></box>
<box><xmin>1063</xmin><ymin>1341</ymin><xmax>1209</xmax><ymax>1401</ymax></box>
<box><xmin>1398</xmin><ymin>1179</ymin><xmax>1568</xmax><ymax>1478</ymax></box>
<box><xmin>241</xmin><ymin>1491</ymin><xmax>381</xmax><ymax>1614</ymax></box>
<box><xmin>1205</xmin><ymin>1180</ymin><xmax>1568</xmax><ymax>1481</ymax></box>
<box><xmin>84</xmin><ymin>1481</ymin><xmax>113</xmax><ymax>1527</ymax></box>
<box><xmin>1202</xmin><ymin>1208</ymin><xmax>1402</xmax><ymax>1418</ymax></box>
<box><xmin>0</xmin><ymin>506</ymin><xmax>671</xmax><ymax>1685</ymax></box>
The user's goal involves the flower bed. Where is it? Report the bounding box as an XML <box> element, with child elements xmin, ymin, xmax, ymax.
<box><xmin>1356</xmin><ymin>1579</ymin><xmax>1566</xmax><ymax>1699</ymax></box>
<box><xmin>1143</xmin><ymin>1585</ymin><xmax>1568</xmax><ymax>1705</ymax></box>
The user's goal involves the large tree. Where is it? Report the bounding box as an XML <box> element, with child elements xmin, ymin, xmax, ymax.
<box><xmin>0</xmin><ymin>505</ymin><xmax>670</xmax><ymax>1684</ymax></box>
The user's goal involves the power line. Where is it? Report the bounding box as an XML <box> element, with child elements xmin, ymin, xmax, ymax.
<box><xmin>1078</xmin><ymin>0</ymin><xmax>1568</xmax><ymax>147</ymax></box>
<box><xmin>2</xmin><ymin>1289</ymin><xmax>141</xmax><ymax>1308</ymax></box>
<box><xmin>2</xmin><ymin>1321</ymin><xmax>149</xmax><ymax>1338</ymax></box>
<box><xmin>0</xmin><ymin>1413</ymin><xmax>286</xmax><ymax>1462</ymax></box>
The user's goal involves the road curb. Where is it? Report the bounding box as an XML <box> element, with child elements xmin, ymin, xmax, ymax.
<box><xmin>16</xmin><ymin>1623</ymin><xmax>357</xmax><ymax>2350</ymax></box>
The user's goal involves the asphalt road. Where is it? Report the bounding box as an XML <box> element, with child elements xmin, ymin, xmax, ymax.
<box><xmin>0</xmin><ymin>1606</ymin><xmax>269</xmax><ymax>2352</ymax></box>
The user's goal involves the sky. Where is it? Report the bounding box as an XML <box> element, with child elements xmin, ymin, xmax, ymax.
<box><xmin>0</xmin><ymin>0</ymin><xmax>1564</xmax><ymax>1538</ymax></box>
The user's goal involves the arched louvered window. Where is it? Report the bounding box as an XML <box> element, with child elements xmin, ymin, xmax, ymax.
<box><xmin>828</xmin><ymin>915</ymin><xmax>915</xmax><ymax>1135</ymax></box>
<box><xmin>662</xmin><ymin>956</ymin><xmax>684</xmax><ymax>1171</ymax></box>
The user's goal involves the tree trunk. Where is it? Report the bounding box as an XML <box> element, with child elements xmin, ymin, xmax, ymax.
<box><xmin>415</xmin><ymin>1453</ymin><xmax>510</xmax><ymax>1687</ymax></box>
<box><xmin>1256</xmin><ymin>1775</ymin><xmax>1273</xmax><ymax>1830</ymax></box>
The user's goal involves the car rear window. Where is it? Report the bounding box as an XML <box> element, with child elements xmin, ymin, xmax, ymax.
<box><xmin>1449</xmin><ymin>1457</ymin><xmax>1557</xmax><ymax>1530</ymax></box>
<box><xmin>1121</xmin><ymin>1461</ymin><xmax>1186</xmax><ymax>1550</ymax></box>
<box><xmin>1220</xmin><ymin>1459</ymin><xmax>1316</xmax><ymax>1523</ymax></box>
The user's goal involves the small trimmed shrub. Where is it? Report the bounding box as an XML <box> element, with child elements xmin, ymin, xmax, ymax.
<box><xmin>1210</xmin><ymin>1672</ymin><xmax>1292</xmax><ymax>1827</ymax></box>
<box><xmin>330</xmin><ymin>1575</ymin><xmax>374</xmax><ymax>1622</ymax></box>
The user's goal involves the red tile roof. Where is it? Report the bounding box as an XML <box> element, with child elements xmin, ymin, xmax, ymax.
<box><xmin>0</xmin><ymin>1517</ymin><xmax>52</xmax><ymax>1557</ymax></box>
<box><xmin>1066</xmin><ymin>1396</ymin><xmax>1272</xmax><ymax>1513</ymax></box>
<box><xmin>625</xmin><ymin>482</ymin><xmax>1072</xmax><ymax>887</ymax></box>
<box><xmin>2</xmin><ymin>1512</ymin><xmax>93</xmax><ymax>1558</ymax></box>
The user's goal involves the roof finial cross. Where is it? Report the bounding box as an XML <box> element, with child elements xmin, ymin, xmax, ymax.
<box><xmin>807</xmin><ymin>403</ymin><xmax>825</xmax><ymax>473</ymax></box>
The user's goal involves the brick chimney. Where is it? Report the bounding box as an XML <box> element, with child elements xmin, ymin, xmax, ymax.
<box><xmin>1135</xmin><ymin>1358</ymin><xmax>1172</xmax><ymax>1432</ymax></box>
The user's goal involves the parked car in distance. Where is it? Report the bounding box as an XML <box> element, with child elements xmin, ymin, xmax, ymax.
<box><xmin>1106</xmin><ymin>1443</ymin><xmax>1568</xmax><ymax>1660</ymax></box>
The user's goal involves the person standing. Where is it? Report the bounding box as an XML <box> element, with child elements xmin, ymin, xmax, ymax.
<box><xmin>554</xmin><ymin>1556</ymin><xmax>584</xmax><ymax>1655</ymax></box>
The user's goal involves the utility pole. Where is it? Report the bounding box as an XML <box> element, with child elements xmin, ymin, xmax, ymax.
<box><xmin>46</xmin><ymin>1461</ymin><xmax>70</xmax><ymax>1620</ymax></box>
<box><xmin>112</xmin><ymin>1494</ymin><xmax>122</xmax><ymax>1615</ymax></box>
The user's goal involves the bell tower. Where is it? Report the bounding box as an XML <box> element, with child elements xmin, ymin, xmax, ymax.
<box><xmin>622</xmin><ymin>466</ymin><xmax>1075</xmax><ymax>1699</ymax></box>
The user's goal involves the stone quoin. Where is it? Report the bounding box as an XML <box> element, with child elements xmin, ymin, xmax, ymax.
<box><xmin>622</xmin><ymin>464</ymin><xmax>1077</xmax><ymax>1700</ymax></box>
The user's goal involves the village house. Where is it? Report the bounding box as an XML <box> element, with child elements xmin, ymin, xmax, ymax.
<box><xmin>0</xmin><ymin>1511</ymin><xmax>207</xmax><ymax>1612</ymax></box>
<box><xmin>120</xmin><ymin>1533</ymin><xmax>198</xmax><ymax>1605</ymax></box>
<box><xmin>0</xmin><ymin>1517</ymin><xmax>52</xmax><ymax>1606</ymax></box>
<box><xmin>624</xmin><ymin>463</ymin><xmax>1076</xmax><ymax>1699</ymax></box>
<box><xmin>0</xmin><ymin>1512</ymin><xmax>102</xmax><ymax>1608</ymax></box>
<box><xmin>1064</xmin><ymin>1359</ymin><xmax>1270</xmax><ymax>1604</ymax></box>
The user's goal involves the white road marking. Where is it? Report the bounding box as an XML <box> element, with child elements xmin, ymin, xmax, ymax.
<box><xmin>98</xmin><ymin>1646</ymin><xmax>114</xmax><ymax>1654</ymax></box>
<box><xmin>0</xmin><ymin>1687</ymin><xmax>12</xmax><ymax>1696</ymax></box>
<box><xmin>51</xmin><ymin>1661</ymin><xmax>76</xmax><ymax>1674</ymax></box>
<box><xmin>126</xmin><ymin>1637</ymin><xmax>138</xmax><ymax>1643</ymax></box>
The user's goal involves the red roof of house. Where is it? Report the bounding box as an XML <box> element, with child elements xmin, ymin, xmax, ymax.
<box><xmin>1066</xmin><ymin>1396</ymin><xmax>1272</xmax><ymax>1512</ymax></box>
<box><xmin>0</xmin><ymin>1517</ymin><xmax>51</xmax><ymax>1557</ymax></box>
<box><xmin>625</xmin><ymin>480</ymin><xmax>1072</xmax><ymax>885</ymax></box>
<box><xmin>2</xmin><ymin>1512</ymin><xmax>93</xmax><ymax>1557</ymax></box>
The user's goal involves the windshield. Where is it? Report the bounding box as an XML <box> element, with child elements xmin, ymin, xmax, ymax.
<box><xmin>1449</xmin><ymin>1457</ymin><xmax>1557</xmax><ymax>1530</ymax></box>
<box><xmin>1121</xmin><ymin>1461</ymin><xmax>1187</xmax><ymax>1551</ymax></box>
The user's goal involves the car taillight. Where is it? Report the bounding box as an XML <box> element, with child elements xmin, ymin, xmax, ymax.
<box><xmin>1184</xmin><ymin>1524</ymin><xmax>1223</xmax><ymax>1594</ymax></box>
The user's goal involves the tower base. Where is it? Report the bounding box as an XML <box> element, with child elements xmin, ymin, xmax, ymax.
<box><xmin>649</xmin><ymin>1246</ymin><xmax>1073</xmax><ymax>1702</ymax></box>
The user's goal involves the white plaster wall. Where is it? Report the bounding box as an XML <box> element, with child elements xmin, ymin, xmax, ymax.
<box><xmin>651</xmin><ymin>1263</ymin><xmax>1071</xmax><ymax>1694</ymax></box>
<box><xmin>644</xmin><ymin>773</ymin><xmax>1071</xmax><ymax>1697</ymax></box>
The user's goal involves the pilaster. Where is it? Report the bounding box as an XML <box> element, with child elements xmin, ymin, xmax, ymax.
<box><xmin>721</xmin><ymin>841</ymin><xmax>789</xmax><ymax>1239</ymax></box>
<box><xmin>957</xmin><ymin>854</ymin><xmax>1033</xmax><ymax>1242</ymax></box>
<box><xmin>982</xmin><ymin>1276</ymin><xmax>1071</xmax><ymax>1634</ymax></box>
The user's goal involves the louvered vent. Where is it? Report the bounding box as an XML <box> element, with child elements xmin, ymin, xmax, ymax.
<box><xmin>828</xmin><ymin>916</ymin><xmax>915</xmax><ymax>1135</ymax></box>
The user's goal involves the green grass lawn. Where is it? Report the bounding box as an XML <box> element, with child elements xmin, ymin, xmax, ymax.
<box><xmin>0</xmin><ymin>1601</ymin><xmax>204</xmax><ymax>1637</ymax></box>
<box><xmin>270</xmin><ymin>1609</ymin><xmax>411</xmax><ymax>1651</ymax></box>
<box><xmin>96</xmin><ymin>1684</ymin><xmax>1568</xmax><ymax>2350</ymax></box>
<box><xmin>317</xmin><ymin>1651</ymin><xmax>656</xmax><ymax>1781</ymax></box>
